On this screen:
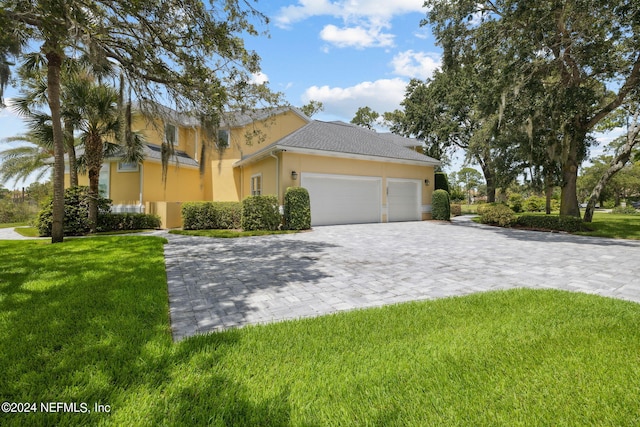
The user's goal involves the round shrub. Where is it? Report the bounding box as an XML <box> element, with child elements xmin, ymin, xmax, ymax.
<box><xmin>524</xmin><ymin>196</ymin><xmax>546</xmax><ymax>212</ymax></box>
<box><xmin>241</xmin><ymin>195</ymin><xmax>281</xmax><ymax>231</ymax></box>
<box><xmin>36</xmin><ymin>186</ymin><xmax>111</xmax><ymax>236</ymax></box>
<box><xmin>432</xmin><ymin>189</ymin><xmax>450</xmax><ymax>221</ymax></box>
<box><xmin>479</xmin><ymin>203</ymin><xmax>515</xmax><ymax>227</ymax></box>
<box><xmin>508</xmin><ymin>193</ymin><xmax>524</xmax><ymax>213</ymax></box>
<box><xmin>284</xmin><ymin>187</ymin><xmax>311</xmax><ymax>230</ymax></box>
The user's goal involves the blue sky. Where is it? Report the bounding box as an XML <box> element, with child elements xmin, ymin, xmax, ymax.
<box><xmin>245</xmin><ymin>0</ymin><xmax>440</xmax><ymax>122</ymax></box>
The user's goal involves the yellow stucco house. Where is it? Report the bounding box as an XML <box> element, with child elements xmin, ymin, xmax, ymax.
<box><xmin>68</xmin><ymin>106</ymin><xmax>440</xmax><ymax>228</ymax></box>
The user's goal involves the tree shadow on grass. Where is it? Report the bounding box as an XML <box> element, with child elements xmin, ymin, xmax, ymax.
<box><xmin>164</xmin><ymin>235</ymin><xmax>340</xmax><ymax>340</ymax></box>
<box><xmin>0</xmin><ymin>237</ymin><xmax>294</xmax><ymax>426</ymax></box>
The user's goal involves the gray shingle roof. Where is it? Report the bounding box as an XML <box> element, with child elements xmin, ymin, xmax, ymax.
<box><xmin>89</xmin><ymin>143</ymin><xmax>199</xmax><ymax>167</ymax></box>
<box><xmin>377</xmin><ymin>132</ymin><xmax>422</xmax><ymax>148</ymax></box>
<box><xmin>238</xmin><ymin>121</ymin><xmax>440</xmax><ymax>165</ymax></box>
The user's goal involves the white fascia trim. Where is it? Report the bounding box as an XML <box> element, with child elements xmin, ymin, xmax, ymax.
<box><xmin>234</xmin><ymin>145</ymin><xmax>440</xmax><ymax>168</ymax></box>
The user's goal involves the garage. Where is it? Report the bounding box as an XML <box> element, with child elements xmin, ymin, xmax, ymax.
<box><xmin>387</xmin><ymin>179</ymin><xmax>421</xmax><ymax>222</ymax></box>
<box><xmin>301</xmin><ymin>173</ymin><xmax>382</xmax><ymax>226</ymax></box>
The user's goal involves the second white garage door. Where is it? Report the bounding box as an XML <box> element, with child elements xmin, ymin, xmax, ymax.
<box><xmin>387</xmin><ymin>179</ymin><xmax>421</xmax><ymax>222</ymax></box>
<box><xmin>301</xmin><ymin>173</ymin><xmax>382</xmax><ymax>226</ymax></box>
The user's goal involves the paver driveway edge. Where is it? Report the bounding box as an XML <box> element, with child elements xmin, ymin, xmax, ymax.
<box><xmin>164</xmin><ymin>217</ymin><xmax>640</xmax><ymax>341</ymax></box>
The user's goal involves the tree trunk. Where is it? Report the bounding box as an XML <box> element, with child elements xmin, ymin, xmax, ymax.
<box><xmin>583</xmin><ymin>112</ymin><xmax>640</xmax><ymax>222</ymax></box>
<box><xmin>559</xmin><ymin>134</ymin><xmax>582</xmax><ymax>218</ymax></box>
<box><xmin>484</xmin><ymin>168</ymin><xmax>496</xmax><ymax>203</ymax></box>
<box><xmin>65</xmin><ymin>118</ymin><xmax>78</xmax><ymax>187</ymax></box>
<box><xmin>46</xmin><ymin>47</ymin><xmax>65</xmax><ymax>243</ymax></box>
<box><xmin>88</xmin><ymin>167</ymin><xmax>99</xmax><ymax>233</ymax></box>
<box><xmin>544</xmin><ymin>168</ymin><xmax>554</xmax><ymax>215</ymax></box>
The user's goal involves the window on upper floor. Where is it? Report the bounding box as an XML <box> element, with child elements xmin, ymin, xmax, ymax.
<box><xmin>165</xmin><ymin>123</ymin><xmax>178</xmax><ymax>146</ymax></box>
<box><xmin>117</xmin><ymin>161</ymin><xmax>139</xmax><ymax>172</ymax></box>
<box><xmin>251</xmin><ymin>174</ymin><xmax>262</xmax><ymax>196</ymax></box>
<box><xmin>217</xmin><ymin>129</ymin><xmax>230</xmax><ymax>149</ymax></box>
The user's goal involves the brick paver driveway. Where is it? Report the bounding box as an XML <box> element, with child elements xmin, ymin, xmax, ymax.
<box><xmin>164</xmin><ymin>217</ymin><xmax>640</xmax><ymax>340</ymax></box>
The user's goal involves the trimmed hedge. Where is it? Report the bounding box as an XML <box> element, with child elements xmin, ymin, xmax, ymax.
<box><xmin>97</xmin><ymin>213</ymin><xmax>161</xmax><ymax>232</ymax></box>
<box><xmin>450</xmin><ymin>203</ymin><xmax>462</xmax><ymax>217</ymax></box>
<box><xmin>36</xmin><ymin>186</ymin><xmax>111</xmax><ymax>237</ymax></box>
<box><xmin>479</xmin><ymin>203</ymin><xmax>515</xmax><ymax>227</ymax></box>
<box><xmin>516</xmin><ymin>214</ymin><xmax>586</xmax><ymax>232</ymax></box>
<box><xmin>241</xmin><ymin>195</ymin><xmax>281</xmax><ymax>231</ymax></box>
<box><xmin>432</xmin><ymin>189</ymin><xmax>450</xmax><ymax>221</ymax></box>
<box><xmin>182</xmin><ymin>201</ymin><xmax>242</xmax><ymax>230</ymax></box>
<box><xmin>284</xmin><ymin>187</ymin><xmax>311</xmax><ymax>230</ymax></box>
<box><xmin>434</xmin><ymin>172</ymin><xmax>450</xmax><ymax>193</ymax></box>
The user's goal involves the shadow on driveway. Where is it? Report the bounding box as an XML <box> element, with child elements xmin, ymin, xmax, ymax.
<box><xmin>165</xmin><ymin>235</ymin><xmax>339</xmax><ymax>339</ymax></box>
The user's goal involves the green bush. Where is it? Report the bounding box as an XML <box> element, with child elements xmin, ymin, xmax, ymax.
<box><xmin>241</xmin><ymin>195</ymin><xmax>281</xmax><ymax>231</ymax></box>
<box><xmin>432</xmin><ymin>189</ymin><xmax>450</xmax><ymax>221</ymax></box>
<box><xmin>479</xmin><ymin>203</ymin><xmax>515</xmax><ymax>227</ymax></box>
<box><xmin>611</xmin><ymin>205</ymin><xmax>639</xmax><ymax>215</ymax></box>
<box><xmin>450</xmin><ymin>203</ymin><xmax>462</xmax><ymax>217</ymax></box>
<box><xmin>434</xmin><ymin>172</ymin><xmax>450</xmax><ymax>193</ymax></box>
<box><xmin>0</xmin><ymin>200</ymin><xmax>34</xmax><ymax>223</ymax></box>
<box><xmin>524</xmin><ymin>196</ymin><xmax>546</xmax><ymax>212</ymax></box>
<box><xmin>284</xmin><ymin>187</ymin><xmax>311</xmax><ymax>230</ymax></box>
<box><xmin>97</xmin><ymin>213</ymin><xmax>161</xmax><ymax>232</ymax></box>
<box><xmin>509</xmin><ymin>193</ymin><xmax>524</xmax><ymax>213</ymax></box>
<box><xmin>516</xmin><ymin>214</ymin><xmax>586</xmax><ymax>232</ymax></box>
<box><xmin>181</xmin><ymin>201</ymin><xmax>242</xmax><ymax>230</ymax></box>
<box><xmin>36</xmin><ymin>186</ymin><xmax>111</xmax><ymax>237</ymax></box>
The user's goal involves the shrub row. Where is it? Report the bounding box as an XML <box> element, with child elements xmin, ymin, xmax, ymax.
<box><xmin>36</xmin><ymin>186</ymin><xmax>159</xmax><ymax>236</ymax></box>
<box><xmin>96</xmin><ymin>213</ymin><xmax>161</xmax><ymax>232</ymax></box>
<box><xmin>516</xmin><ymin>214</ymin><xmax>586</xmax><ymax>233</ymax></box>
<box><xmin>182</xmin><ymin>188</ymin><xmax>312</xmax><ymax>231</ymax></box>
<box><xmin>450</xmin><ymin>203</ymin><xmax>462</xmax><ymax>217</ymax></box>
<box><xmin>182</xmin><ymin>202</ymin><xmax>242</xmax><ymax>230</ymax></box>
<box><xmin>611</xmin><ymin>205</ymin><xmax>639</xmax><ymax>215</ymax></box>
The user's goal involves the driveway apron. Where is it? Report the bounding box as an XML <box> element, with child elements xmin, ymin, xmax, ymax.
<box><xmin>164</xmin><ymin>217</ymin><xmax>640</xmax><ymax>340</ymax></box>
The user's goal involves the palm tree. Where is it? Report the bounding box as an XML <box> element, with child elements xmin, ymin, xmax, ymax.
<box><xmin>0</xmin><ymin>135</ymin><xmax>53</xmax><ymax>185</ymax></box>
<box><xmin>71</xmin><ymin>82</ymin><xmax>121</xmax><ymax>232</ymax></box>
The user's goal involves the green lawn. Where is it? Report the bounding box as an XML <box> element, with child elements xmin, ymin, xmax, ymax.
<box><xmin>0</xmin><ymin>222</ymin><xmax>29</xmax><ymax>229</ymax></box>
<box><xmin>577</xmin><ymin>212</ymin><xmax>640</xmax><ymax>239</ymax></box>
<box><xmin>2</xmin><ymin>237</ymin><xmax>640</xmax><ymax>425</ymax></box>
<box><xmin>170</xmin><ymin>229</ymin><xmax>301</xmax><ymax>238</ymax></box>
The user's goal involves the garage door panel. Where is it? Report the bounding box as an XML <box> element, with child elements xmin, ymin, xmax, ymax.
<box><xmin>302</xmin><ymin>174</ymin><xmax>381</xmax><ymax>226</ymax></box>
<box><xmin>388</xmin><ymin>180</ymin><xmax>420</xmax><ymax>222</ymax></box>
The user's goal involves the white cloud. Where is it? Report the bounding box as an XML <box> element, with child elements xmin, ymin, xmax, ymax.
<box><xmin>391</xmin><ymin>50</ymin><xmax>441</xmax><ymax>79</ymax></box>
<box><xmin>302</xmin><ymin>78</ymin><xmax>407</xmax><ymax>120</ymax></box>
<box><xmin>276</xmin><ymin>1</ymin><xmax>425</xmax><ymax>49</ymax></box>
<box><xmin>249</xmin><ymin>72</ymin><xmax>269</xmax><ymax>85</ymax></box>
<box><xmin>276</xmin><ymin>0</ymin><xmax>425</xmax><ymax>28</ymax></box>
<box><xmin>0</xmin><ymin>98</ymin><xmax>20</xmax><ymax>119</ymax></box>
<box><xmin>319</xmin><ymin>23</ymin><xmax>394</xmax><ymax>49</ymax></box>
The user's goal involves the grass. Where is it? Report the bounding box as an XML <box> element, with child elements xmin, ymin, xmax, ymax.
<box><xmin>577</xmin><ymin>212</ymin><xmax>640</xmax><ymax>240</ymax></box>
<box><xmin>2</xmin><ymin>237</ymin><xmax>640</xmax><ymax>425</ymax></box>
<box><xmin>169</xmin><ymin>229</ymin><xmax>301</xmax><ymax>238</ymax></box>
<box><xmin>0</xmin><ymin>222</ymin><xmax>29</xmax><ymax>229</ymax></box>
<box><xmin>12</xmin><ymin>227</ymin><xmax>39</xmax><ymax>237</ymax></box>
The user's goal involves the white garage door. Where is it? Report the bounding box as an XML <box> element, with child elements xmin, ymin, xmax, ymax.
<box><xmin>387</xmin><ymin>179</ymin><xmax>421</xmax><ymax>222</ymax></box>
<box><xmin>301</xmin><ymin>173</ymin><xmax>382</xmax><ymax>226</ymax></box>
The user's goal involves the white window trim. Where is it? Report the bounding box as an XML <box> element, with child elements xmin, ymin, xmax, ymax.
<box><xmin>250</xmin><ymin>173</ymin><xmax>262</xmax><ymax>196</ymax></box>
<box><xmin>117</xmin><ymin>161</ymin><xmax>140</xmax><ymax>172</ymax></box>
